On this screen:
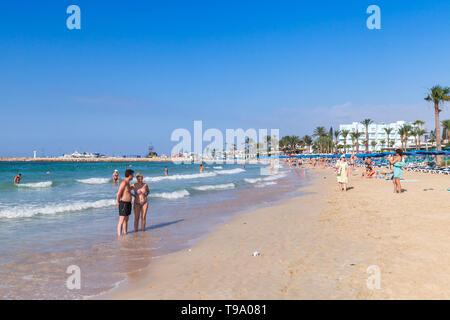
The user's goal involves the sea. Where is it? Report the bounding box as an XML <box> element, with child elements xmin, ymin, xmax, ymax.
<box><xmin>0</xmin><ymin>160</ymin><xmax>307</xmax><ymax>299</ymax></box>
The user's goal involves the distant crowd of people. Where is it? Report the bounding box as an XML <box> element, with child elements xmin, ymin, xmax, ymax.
<box><xmin>285</xmin><ymin>150</ymin><xmax>407</xmax><ymax>194</ymax></box>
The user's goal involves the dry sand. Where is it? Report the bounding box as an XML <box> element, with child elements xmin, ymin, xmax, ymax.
<box><xmin>110</xmin><ymin>166</ymin><xmax>450</xmax><ymax>299</ymax></box>
<box><xmin>0</xmin><ymin>157</ymin><xmax>169</xmax><ymax>162</ymax></box>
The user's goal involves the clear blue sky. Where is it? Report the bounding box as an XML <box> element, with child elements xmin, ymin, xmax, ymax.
<box><xmin>0</xmin><ymin>0</ymin><xmax>449</xmax><ymax>156</ymax></box>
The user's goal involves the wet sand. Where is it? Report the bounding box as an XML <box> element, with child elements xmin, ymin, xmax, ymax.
<box><xmin>109</xmin><ymin>166</ymin><xmax>450</xmax><ymax>299</ymax></box>
<box><xmin>0</xmin><ymin>157</ymin><xmax>169</xmax><ymax>162</ymax></box>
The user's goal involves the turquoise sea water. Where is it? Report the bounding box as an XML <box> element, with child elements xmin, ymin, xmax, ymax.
<box><xmin>0</xmin><ymin>161</ymin><xmax>303</xmax><ymax>299</ymax></box>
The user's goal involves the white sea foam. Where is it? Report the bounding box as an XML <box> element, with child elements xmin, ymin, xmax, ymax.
<box><xmin>144</xmin><ymin>172</ymin><xmax>217</xmax><ymax>183</ymax></box>
<box><xmin>255</xmin><ymin>181</ymin><xmax>277</xmax><ymax>188</ymax></box>
<box><xmin>193</xmin><ymin>183</ymin><xmax>235</xmax><ymax>191</ymax></box>
<box><xmin>16</xmin><ymin>181</ymin><xmax>53</xmax><ymax>188</ymax></box>
<box><xmin>213</xmin><ymin>166</ymin><xmax>223</xmax><ymax>169</ymax></box>
<box><xmin>0</xmin><ymin>199</ymin><xmax>115</xmax><ymax>219</ymax></box>
<box><xmin>244</xmin><ymin>178</ymin><xmax>262</xmax><ymax>184</ymax></box>
<box><xmin>152</xmin><ymin>189</ymin><xmax>190</xmax><ymax>199</ymax></box>
<box><xmin>214</xmin><ymin>168</ymin><xmax>245</xmax><ymax>175</ymax></box>
<box><xmin>262</xmin><ymin>173</ymin><xmax>287</xmax><ymax>181</ymax></box>
<box><xmin>76</xmin><ymin>178</ymin><xmax>111</xmax><ymax>184</ymax></box>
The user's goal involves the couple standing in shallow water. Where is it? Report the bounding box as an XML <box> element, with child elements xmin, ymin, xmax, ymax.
<box><xmin>115</xmin><ymin>169</ymin><xmax>150</xmax><ymax>236</ymax></box>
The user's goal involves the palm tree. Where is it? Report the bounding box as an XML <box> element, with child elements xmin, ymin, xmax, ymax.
<box><xmin>442</xmin><ymin>119</ymin><xmax>450</xmax><ymax>142</ymax></box>
<box><xmin>398</xmin><ymin>127</ymin><xmax>406</xmax><ymax>150</ymax></box>
<box><xmin>350</xmin><ymin>131</ymin><xmax>363</xmax><ymax>153</ymax></box>
<box><xmin>341</xmin><ymin>130</ymin><xmax>350</xmax><ymax>153</ymax></box>
<box><xmin>370</xmin><ymin>140</ymin><xmax>377</xmax><ymax>151</ymax></box>
<box><xmin>383</xmin><ymin>127</ymin><xmax>393</xmax><ymax>150</ymax></box>
<box><xmin>231</xmin><ymin>143</ymin><xmax>237</xmax><ymax>159</ymax></box>
<box><xmin>263</xmin><ymin>136</ymin><xmax>272</xmax><ymax>156</ymax></box>
<box><xmin>398</xmin><ymin>125</ymin><xmax>412</xmax><ymax>150</ymax></box>
<box><xmin>380</xmin><ymin>139</ymin><xmax>386</xmax><ymax>151</ymax></box>
<box><xmin>417</xmin><ymin>129</ymin><xmax>427</xmax><ymax>150</ymax></box>
<box><xmin>313</xmin><ymin>135</ymin><xmax>333</xmax><ymax>153</ymax></box>
<box><xmin>302</xmin><ymin>135</ymin><xmax>313</xmax><ymax>153</ymax></box>
<box><xmin>279</xmin><ymin>136</ymin><xmax>302</xmax><ymax>154</ymax></box>
<box><xmin>425</xmin><ymin>85</ymin><xmax>450</xmax><ymax>152</ymax></box>
<box><xmin>411</xmin><ymin>127</ymin><xmax>420</xmax><ymax>150</ymax></box>
<box><xmin>361</xmin><ymin>119</ymin><xmax>373</xmax><ymax>152</ymax></box>
<box><xmin>333</xmin><ymin>130</ymin><xmax>341</xmax><ymax>152</ymax></box>
<box><xmin>413</xmin><ymin>120</ymin><xmax>425</xmax><ymax>127</ymax></box>
<box><xmin>313</xmin><ymin>126</ymin><xmax>327</xmax><ymax>138</ymax></box>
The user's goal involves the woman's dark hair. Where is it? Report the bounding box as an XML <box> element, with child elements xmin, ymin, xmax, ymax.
<box><xmin>125</xmin><ymin>169</ymin><xmax>134</xmax><ymax>177</ymax></box>
<box><xmin>395</xmin><ymin>149</ymin><xmax>403</xmax><ymax>156</ymax></box>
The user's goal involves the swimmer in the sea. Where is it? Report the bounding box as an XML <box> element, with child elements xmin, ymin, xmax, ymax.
<box><xmin>112</xmin><ymin>169</ymin><xmax>120</xmax><ymax>184</ymax></box>
<box><xmin>14</xmin><ymin>173</ymin><xmax>21</xmax><ymax>184</ymax></box>
<box><xmin>164</xmin><ymin>166</ymin><xmax>168</xmax><ymax>176</ymax></box>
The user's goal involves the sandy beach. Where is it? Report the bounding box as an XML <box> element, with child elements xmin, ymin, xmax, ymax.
<box><xmin>0</xmin><ymin>157</ymin><xmax>169</xmax><ymax>162</ymax></box>
<box><xmin>110</xmin><ymin>166</ymin><xmax>450</xmax><ymax>300</ymax></box>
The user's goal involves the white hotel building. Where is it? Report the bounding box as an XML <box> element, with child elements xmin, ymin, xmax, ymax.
<box><xmin>338</xmin><ymin>121</ymin><xmax>424</xmax><ymax>152</ymax></box>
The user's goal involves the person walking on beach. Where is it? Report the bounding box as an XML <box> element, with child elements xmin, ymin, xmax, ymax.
<box><xmin>389</xmin><ymin>149</ymin><xmax>405</xmax><ymax>194</ymax></box>
<box><xmin>133</xmin><ymin>173</ymin><xmax>150</xmax><ymax>232</ymax></box>
<box><xmin>349</xmin><ymin>153</ymin><xmax>356</xmax><ymax>174</ymax></box>
<box><xmin>335</xmin><ymin>155</ymin><xmax>349</xmax><ymax>191</ymax></box>
<box><xmin>14</xmin><ymin>173</ymin><xmax>21</xmax><ymax>184</ymax></box>
<box><xmin>112</xmin><ymin>169</ymin><xmax>119</xmax><ymax>184</ymax></box>
<box><xmin>116</xmin><ymin>169</ymin><xmax>134</xmax><ymax>236</ymax></box>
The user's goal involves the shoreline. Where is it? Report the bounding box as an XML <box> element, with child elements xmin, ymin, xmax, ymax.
<box><xmin>0</xmin><ymin>157</ymin><xmax>171</xmax><ymax>163</ymax></box>
<box><xmin>106</xmin><ymin>168</ymin><xmax>332</xmax><ymax>299</ymax></box>
<box><xmin>107</xmin><ymin>166</ymin><xmax>450</xmax><ymax>299</ymax></box>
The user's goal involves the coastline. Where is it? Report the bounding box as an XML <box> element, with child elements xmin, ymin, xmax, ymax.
<box><xmin>106</xmin><ymin>168</ymin><xmax>335</xmax><ymax>299</ymax></box>
<box><xmin>107</xmin><ymin>166</ymin><xmax>450</xmax><ymax>299</ymax></box>
<box><xmin>0</xmin><ymin>157</ymin><xmax>170</xmax><ymax>163</ymax></box>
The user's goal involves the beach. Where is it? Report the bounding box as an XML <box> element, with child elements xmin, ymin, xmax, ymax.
<box><xmin>110</xmin><ymin>166</ymin><xmax>450</xmax><ymax>299</ymax></box>
<box><xmin>0</xmin><ymin>161</ymin><xmax>300</xmax><ymax>299</ymax></box>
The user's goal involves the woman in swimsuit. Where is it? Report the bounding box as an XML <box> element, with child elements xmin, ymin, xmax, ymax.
<box><xmin>133</xmin><ymin>173</ymin><xmax>150</xmax><ymax>232</ymax></box>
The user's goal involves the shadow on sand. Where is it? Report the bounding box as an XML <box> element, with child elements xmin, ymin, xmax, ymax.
<box><xmin>148</xmin><ymin>219</ymin><xmax>184</xmax><ymax>231</ymax></box>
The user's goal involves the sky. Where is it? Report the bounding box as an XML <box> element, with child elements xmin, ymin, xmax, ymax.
<box><xmin>0</xmin><ymin>0</ymin><xmax>449</xmax><ymax>156</ymax></box>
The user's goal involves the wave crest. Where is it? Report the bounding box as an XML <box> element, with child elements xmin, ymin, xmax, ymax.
<box><xmin>144</xmin><ymin>172</ymin><xmax>216</xmax><ymax>182</ymax></box>
<box><xmin>0</xmin><ymin>199</ymin><xmax>115</xmax><ymax>219</ymax></box>
<box><xmin>17</xmin><ymin>181</ymin><xmax>53</xmax><ymax>188</ymax></box>
<box><xmin>76</xmin><ymin>178</ymin><xmax>111</xmax><ymax>184</ymax></box>
<box><xmin>214</xmin><ymin>168</ymin><xmax>245</xmax><ymax>175</ymax></box>
<box><xmin>152</xmin><ymin>189</ymin><xmax>190</xmax><ymax>199</ymax></box>
<box><xmin>193</xmin><ymin>183</ymin><xmax>235</xmax><ymax>191</ymax></box>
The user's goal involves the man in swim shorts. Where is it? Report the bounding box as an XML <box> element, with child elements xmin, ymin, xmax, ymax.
<box><xmin>14</xmin><ymin>173</ymin><xmax>21</xmax><ymax>184</ymax></box>
<box><xmin>116</xmin><ymin>169</ymin><xmax>134</xmax><ymax>236</ymax></box>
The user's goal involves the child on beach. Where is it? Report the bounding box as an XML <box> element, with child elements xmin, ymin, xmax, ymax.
<box><xmin>116</xmin><ymin>169</ymin><xmax>134</xmax><ymax>236</ymax></box>
<box><xmin>389</xmin><ymin>149</ymin><xmax>405</xmax><ymax>194</ymax></box>
<box><xmin>335</xmin><ymin>155</ymin><xmax>349</xmax><ymax>191</ymax></box>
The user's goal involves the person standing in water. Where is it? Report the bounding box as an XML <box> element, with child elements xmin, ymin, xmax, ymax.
<box><xmin>14</xmin><ymin>173</ymin><xmax>21</xmax><ymax>184</ymax></box>
<box><xmin>112</xmin><ymin>169</ymin><xmax>119</xmax><ymax>184</ymax></box>
<box><xmin>335</xmin><ymin>155</ymin><xmax>349</xmax><ymax>191</ymax></box>
<box><xmin>164</xmin><ymin>166</ymin><xmax>168</xmax><ymax>176</ymax></box>
<box><xmin>133</xmin><ymin>173</ymin><xmax>150</xmax><ymax>232</ymax></box>
<box><xmin>200</xmin><ymin>164</ymin><xmax>204</xmax><ymax>173</ymax></box>
<box><xmin>116</xmin><ymin>169</ymin><xmax>134</xmax><ymax>236</ymax></box>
